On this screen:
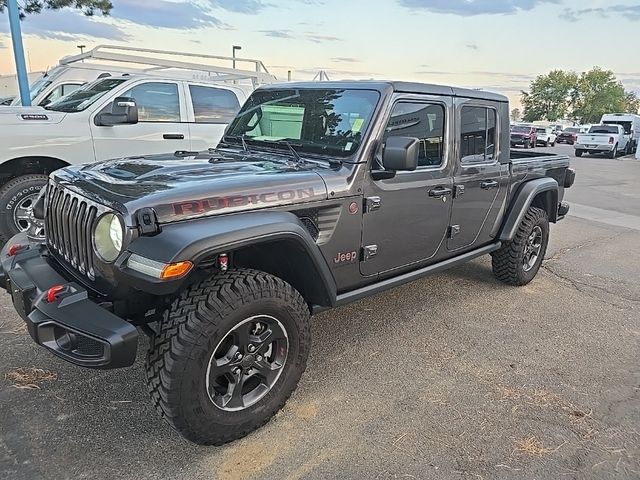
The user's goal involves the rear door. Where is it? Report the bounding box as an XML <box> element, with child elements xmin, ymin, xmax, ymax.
<box><xmin>90</xmin><ymin>80</ymin><xmax>190</xmax><ymax>161</ymax></box>
<box><xmin>447</xmin><ymin>100</ymin><xmax>508</xmax><ymax>252</ymax></box>
<box><xmin>184</xmin><ymin>83</ymin><xmax>243</xmax><ymax>151</ymax></box>
<box><xmin>360</xmin><ymin>95</ymin><xmax>454</xmax><ymax>277</ymax></box>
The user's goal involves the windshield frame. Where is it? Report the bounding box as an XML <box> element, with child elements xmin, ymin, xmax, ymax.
<box><xmin>223</xmin><ymin>88</ymin><xmax>382</xmax><ymax>162</ymax></box>
<box><xmin>45</xmin><ymin>77</ymin><xmax>128</xmax><ymax>113</ymax></box>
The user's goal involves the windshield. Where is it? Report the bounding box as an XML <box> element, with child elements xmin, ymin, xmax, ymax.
<box><xmin>564</xmin><ymin>127</ymin><xmax>579</xmax><ymax>133</ymax></box>
<box><xmin>589</xmin><ymin>125</ymin><xmax>619</xmax><ymax>134</ymax></box>
<box><xmin>536</xmin><ymin>128</ymin><xmax>547</xmax><ymax>134</ymax></box>
<box><xmin>224</xmin><ymin>88</ymin><xmax>380</xmax><ymax>158</ymax></box>
<box><xmin>603</xmin><ymin>121</ymin><xmax>632</xmax><ymax>134</ymax></box>
<box><xmin>512</xmin><ymin>126</ymin><xmax>532</xmax><ymax>133</ymax></box>
<box><xmin>45</xmin><ymin>78</ymin><xmax>127</xmax><ymax>112</ymax></box>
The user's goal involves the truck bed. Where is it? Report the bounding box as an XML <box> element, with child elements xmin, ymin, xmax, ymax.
<box><xmin>509</xmin><ymin>149</ymin><xmax>571</xmax><ymax>202</ymax></box>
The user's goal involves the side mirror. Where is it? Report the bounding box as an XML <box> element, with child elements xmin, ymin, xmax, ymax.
<box><xmin>95</xmin><ymin>96</ymin><xmax>138</xmax><ymax>126</ymax></box>
<box><xmin>382</xmin><ymin>136</ymin><xmax>419</xmax><ymax>172</ymax></box>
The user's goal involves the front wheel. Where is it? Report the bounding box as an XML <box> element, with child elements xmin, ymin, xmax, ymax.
<box><xmin>146</xmin><ymin>269</ymin><xmax>311</xmax><ymax>445</ymax></box>
<box><xmin>491</xmin><ymin>206</ymin><xmax>549</xmax><ymax>286</ymax></box>
<box><xmin>0</xmin><ymin>174</ymin><xmax>48</xmax><ymax>244</ymax></box>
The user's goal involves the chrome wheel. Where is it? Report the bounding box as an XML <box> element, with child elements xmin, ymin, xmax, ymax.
<box><xmin>523</xmin><ymin>226</ymin><xmax>543</xmax><ymax>272</ymax></box>
<box><xmin>206</xmin><ymin>315</ymin><xmax>289</xmax><ymax>412</ymax></box>
<box><xmin>13</xmin><ymin>193</ymin><xmax>44</xmax><ymax>238</ymax></box>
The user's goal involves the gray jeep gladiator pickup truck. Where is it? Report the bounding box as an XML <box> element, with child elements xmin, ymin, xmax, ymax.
<box><xmin>0</xmin><ymin>81</ymin><xmax>575</xmax><ymax>445</ymax></box>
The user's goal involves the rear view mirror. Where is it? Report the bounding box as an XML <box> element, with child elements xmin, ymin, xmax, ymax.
<box><xmin>382</xmin><ymin>136</ymin><xmax>419</xmax><ymax>172</ymax></box>
<box><xmin>95</xmin><ymin>96</ymin><xmax>139</xmax><ymax>126</ymax></box>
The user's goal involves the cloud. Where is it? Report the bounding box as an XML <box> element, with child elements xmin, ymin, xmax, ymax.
<box><xmin>563</xmin><ymin>5</ymin><xmax>640</xmax><ymax>21</ymax></box>
<box><xmin>111</xmin><ymin>0</ymin><xmax>228</xmax><ymax>28</ymax></box>
<box><xmin>259</xmin><ymin>29</ymin><xmax>295</xmax><ymax>38</ymax></box>
<box><xmin>0</xmin><ymin>39</ymin><xmax>5</xmax><ymax>49</ymax></box>
<box><xmin>305</xmin><ymin>33</ymin><xmax>341</xmax><ymax>43</ymax></box>
<box><xmin>466</xmin><ymin>43</ymin><xmax>479</xmax><ymax>50</ymax></box>
<box><xmin>332</xmin><ymin>57</ymin><xmax>360</xmax><ymax>63</ymax></box>
<box><xmin>0</xmin><ymin>10</ymin><xmax>128</xmax><ymax>41</ymax></box>
<box><xmin>211</xmin><ymin>0</ymin><xmax>271</xmax><ymax>14</ymax></box>
<box><xmin>398</xmin><ymin>0</ymin><xmax>559</xmax><ymax>16</ymax></box>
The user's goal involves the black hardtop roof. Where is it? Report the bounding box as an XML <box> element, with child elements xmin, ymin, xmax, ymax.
<box><xmin>261</xmin><ymin>80</ymin><xmax>508</xmax><ymax>103</ymax></box>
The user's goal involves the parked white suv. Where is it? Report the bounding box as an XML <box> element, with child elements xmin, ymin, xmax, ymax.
<box><xmin>0</xmin><ymin>75</ymin><xmax>253</xmax><ymax>241</ymax></box>
<box><xmin>535</xmin><ymin>126</ymin><xmax>557</xmax><ymax>147</ymax></box>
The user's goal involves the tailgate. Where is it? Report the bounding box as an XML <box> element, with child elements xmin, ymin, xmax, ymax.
<box><xmin>577</xmin><ymin>134</ymin><xmax>612</xmax><ymax>145</ymax></box>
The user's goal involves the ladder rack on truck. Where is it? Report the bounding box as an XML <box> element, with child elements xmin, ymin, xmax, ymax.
<box><xmin>58</xmin><ymin>45</ymin><xmax>277</xmax><ymax>87</ymax></box>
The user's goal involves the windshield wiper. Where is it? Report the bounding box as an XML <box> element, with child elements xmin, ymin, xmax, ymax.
<box><xmin>223</xmin><ymin>134</ymin><xmax>250</xmax><ymax>152</ymax></box>
<box><xmin>278</xmin><ymin>140</ymin><xmax>303</xmax><ymax>164</ymax></box>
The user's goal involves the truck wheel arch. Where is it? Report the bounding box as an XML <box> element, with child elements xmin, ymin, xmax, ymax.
<box><xmin>126</xmin><ymin>211</ymin><xmax>338</xmax><ymax>308</ymax></box>
<box><xmin>499</xmin><ymin>178</ymin><xmax>559</xmax><ymax>242</ymax></box>
<box><xmin>0</xmin><ymin>156</ymin><xmax>70</xmax><ymax>186</ymax></box>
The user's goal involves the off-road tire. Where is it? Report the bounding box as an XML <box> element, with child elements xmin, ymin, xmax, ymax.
<box><xmin>575</xmin><ymin>149</ymin><xmax>583</xmax><ymax>157</ymax></box>
<box><xmin>146</xmin><ymin>269</ymin><xmax>311</xmax><ymax>445</ymax></box>
<box><xmin>491</xmin><ymin>206</ymin><xmax>549</xmax><ymax>286</ymax></box>
<box><xmin>0</xmin><ymin>174</ymin><xmax>48</xmax><ymax>244</ymax></box>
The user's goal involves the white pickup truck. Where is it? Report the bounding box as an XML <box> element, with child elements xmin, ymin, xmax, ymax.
<box><xmin>0</xmin><ymin>75</ymin><xmax>254</xmax><ymax>241</ymax></box>
<box><xmin>575</xmin><ymin>124</ymin><xmax>632</xmax><ymax>158</ymax></box>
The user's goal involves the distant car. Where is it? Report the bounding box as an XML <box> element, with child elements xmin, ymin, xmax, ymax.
<box><xmin>0</xmin><ymin>96</ymin><xmax>15</xmax><ymax>106</ymax></box>
<box><xmin>510</xmin><ymin>125</ymin><xmax>537</xmax><ymax>148</ymax></box>
<box><xmin>556</xmin><ymin>127</ymin><xmax>581</xmax><ymax>145</ymax></box>
<box><xmin>575</xmin><ymin>124</ymin><xmax>632</xmax><ymax>158</ymax></box>
<box><xmin>535</xmin><ymin>126</ymin><xmax>557</xmax><ymax>147</ymax></box>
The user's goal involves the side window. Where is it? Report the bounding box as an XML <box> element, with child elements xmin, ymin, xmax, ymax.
<box><xmin>461</xmin><ymin>106</ymin><xmax>497</xmax><ymax>164</ymax></box>
<box><xmin>383</xmin><ymin>102</ymin><xmax>445</xmax><ymax>168</ymax></box>
<box><xmin>61</xmin><ymin>83</ymin><xmax>82</xmax><ymax>96</ymax></box>
<box><xmin>189</xmin><ymin>85</ymin><xmax>241</xmax><ymax>124</ymax></box>
<box><xmin>122</xmin><ymin>82</ymin><xmax>180</xmax><ymax>122</ymax></box>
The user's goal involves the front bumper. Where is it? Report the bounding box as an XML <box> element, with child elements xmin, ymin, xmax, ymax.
<box><xmin>0</xmin><ymin>233</ymin><xmax>138</xmax><ymax>369</ymax></box>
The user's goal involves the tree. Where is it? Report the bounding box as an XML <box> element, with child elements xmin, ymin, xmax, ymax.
<box><xmin>510</xmin><ymin>108</ymin><xmax>521</xmax><ymax>122</ymax></box>
<box><xmin>624</xmin><ymin>92</ymin><xmax>640</xmax><ymax>114</ymax></box>
<box><xmin>0</xmin><ymin>0</ymin><xmax>112</xmax><ymax>18</ymax></box>
<box><xmin>572</xmin><ymin>67</ymin><xmax>627</xmax><ymax>123</ymax></box>
<box><xmin>521</xmin><ymin>70</ymin><xmax>578</xmax><ymax>122</ymax></box>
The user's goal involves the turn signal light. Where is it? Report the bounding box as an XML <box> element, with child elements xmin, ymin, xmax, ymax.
<box><xmin>46</xmin><ymin>285</ymin><xmax>65</xmax><ymax>303</ymax></box>
<box><xmin>160</xmin><ymin>261</ymin><xmax>193</xmax><ymax>280</ymax></box>
<box><xmin>609</xmin><ymin>137</ymin><xmax>614</xmax><ymax>144</ymax></box>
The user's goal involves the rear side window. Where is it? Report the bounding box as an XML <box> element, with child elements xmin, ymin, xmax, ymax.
<box><xmin>461</xmin><ymin>106</ymin><xmax>497</xmax><ymax>164</ymax></box>
<box><xmin>383</xmin><ymin>102</ymin><xmax>446</xmax><ymax>168</ymax></box>
<box><xmin>189</xmin><ymin>85</ymin><xmax>241</xmax><ymax>124</ymax></box>
<box><xmin>122</xmin><ymin>82</ymin><xmax>180</xmax><ymax>122</ymax></box>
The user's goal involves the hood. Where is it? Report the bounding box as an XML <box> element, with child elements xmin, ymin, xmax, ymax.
<box><xmin>0</xmin><ymin>106</ymin><xmax>66</xmax><ymax>125</ymax></box>
<box><xmin>52</xmin><ymin>150</ymin><xmax>330</xmax><ymax>226</ymax></box>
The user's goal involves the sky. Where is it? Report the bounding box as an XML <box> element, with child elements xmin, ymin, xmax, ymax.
<box><xmin>1</xmin><ymin>0</ymin><xmax>639</xmax><ymax>108</ymax></box>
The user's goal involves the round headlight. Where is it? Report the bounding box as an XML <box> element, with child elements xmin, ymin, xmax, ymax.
<box><xmin>94</xmin><ymin>213</ymin><xmax>123</xmax><ymax>262</ymax></box>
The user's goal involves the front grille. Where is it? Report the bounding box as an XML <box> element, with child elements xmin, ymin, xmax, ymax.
<box><xmin>45</xmin><ymin>182</ymin><xmax>103</xmax><ymax>280</ymax></box>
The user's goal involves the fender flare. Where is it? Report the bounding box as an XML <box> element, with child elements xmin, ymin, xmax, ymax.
<box><xmin>499</xmin><ymin>178</ymin><xmax>559</xmax><ymax>242</ymax></box>
<box><xmin>126</xmin><ymin>210</ymin><xmax>337</xmax><ymax>306</ymax></box>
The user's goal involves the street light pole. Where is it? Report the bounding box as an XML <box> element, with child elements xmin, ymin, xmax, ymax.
<box><xmin>77</xmin><ymin>45</ymin><xmax>86</xmax><ymax>54</ymax></box>
<box><xmin>6</xmin><ymin>0</ymin><xmax>31</xmax><ymax>106</ymax></box>
<box><xmin>232</xmin><ymin>45</ymin><xmax>242</xmax><ymax>69</ymax></box>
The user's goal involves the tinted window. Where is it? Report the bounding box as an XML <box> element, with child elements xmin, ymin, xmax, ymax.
<box><xmin>189</xmin><ymin>85</ymin><xmax>240</xmax><ymax>124</ymax></box>
<box><xmin>461</xmin><ymin>106</ymin><xmax>497</xmax><ymax>164</ymax></box>
<box><xmin>123</xmin><ymin>82</ymin><xmax>180</xmax><ymax>122</ymax></box>
<box><xmin>382</xmin><ymin>102</ymin><xmax>445</xmax><ymax>168</ymax></box>
<box><xmin>46</xmin><ymin>78</ymin><xmax>127</xmax><ymax>112</ymax></box>
<box><xmin>589</xmin><ymin>125</ymin><xmax>618</xmax><ymax>134</ymax></box>
<box><xmin>603</xmin><ymin>121</ymin><xmax>632</xmax><ymax>134</ymax></box>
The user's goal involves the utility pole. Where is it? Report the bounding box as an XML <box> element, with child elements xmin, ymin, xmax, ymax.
<box><xmin>6</xmin><ymin>0</ymin><xmax>31</xmax><ymax>106</ymax></box>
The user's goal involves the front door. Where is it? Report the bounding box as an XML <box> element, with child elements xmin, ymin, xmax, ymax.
<box><xmin>91</xmin><ymin>81</ymin><xmax>190</xmax><ymax>161</ymax></box>
<box><xmin>447</xmin><ymin>102</ymin><xmax>508</xmax><ymax>252</ymax></box>
<box><xmin>360</xmin><ymin>98</ymin><xmax>453</xmax><ymax>277</ymax></box>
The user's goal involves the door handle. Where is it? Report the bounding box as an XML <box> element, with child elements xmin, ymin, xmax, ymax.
<box><xmin>428</xmin><ymin>186</ymin><xmax>453</xmax><ymax>198</ymax></box>
<box><xmin>163</xmin><ymin>133</ymin><xmax>185</xmax><ymax>140</ymax></box>
<box><xmin>481</xmin><ymin>180</ymin><xmax>499</xmax><ymax>190</ymax></box>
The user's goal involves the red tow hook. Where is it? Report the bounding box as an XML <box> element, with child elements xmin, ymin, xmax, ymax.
<box><xmin>46</xmin><ymin>285</ymin><xmax>66</xmax><ymax>303</ymax></box>
<box><xmin>7</xmin><ymin>244</ymin><xmax>27</xmax><ymax>257</ymax></box>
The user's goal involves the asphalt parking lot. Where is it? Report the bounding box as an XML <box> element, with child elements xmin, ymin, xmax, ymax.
<box><xmin>1</xmin><ymin>144</ymin><xmax>638</xmax><ymax>480</ymax></box>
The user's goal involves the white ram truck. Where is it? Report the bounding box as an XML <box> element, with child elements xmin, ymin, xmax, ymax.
<box><xmin>575</xmin><ymin>124</ymin><xmax>632</xmax><ymax>158</ymax></box>
<box><xmin>0</xmin><ymin>75</ymin><xmax>254</xmax><ymax>241</ymax></box>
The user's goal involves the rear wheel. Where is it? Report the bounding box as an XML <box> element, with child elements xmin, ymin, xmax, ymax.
<box><xmin>492</xmin><ymin>206</ymin><xmax>549</xmax><ymax>286</ymax></box>
<box><xmin>608</xmin><ymin>145</ymin><xmax>618</xmax><ymax>159</ymax></box>
<box><xmin>575</xmin><ymin>149</ymin><xmax>583</xmax><ymax>157</ymax></box>
<box><xmin>146</xmin><ymin>269</ymin><xmax>311</xmax><ymax>445</ymax></box>
<box><xmin>0</xmin><ymin>174</ymin><xmax>48</xmax><ymax>244</ymax></box>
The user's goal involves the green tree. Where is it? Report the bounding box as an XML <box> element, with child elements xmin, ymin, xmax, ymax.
<box><xmin>521</xmin><ymin>70</ymin><xmax>578</xmax><ymax>122</ymax></box>
<box><xmin>510</xmin><ymin>108</ymin><xmax>521</xmax><ymax>122</ymax></box>
<box><xmin>572</xmin><ymin>67</ymin><xmax>627</xmax><ymax>123</ymax></box>
<box><xmin>624</xmin><ymin>92</ymin><xmax>640</xmax><ymax>114</ymax></box>
<box><xmin>0</xmin><ymin>0</ymin><xmax>112</xmax><ymax>18</ymax></box>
